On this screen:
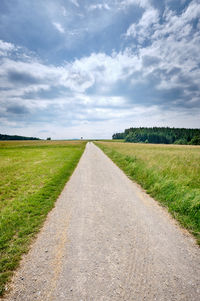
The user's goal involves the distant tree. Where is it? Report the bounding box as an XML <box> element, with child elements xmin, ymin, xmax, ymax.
<box><xmin>112</xmin><ymin>127</ymin><xmax>200</xmax><ymax>145</ymax></box>
<box><xmin>112</xmin><ymin>132</ymin><xmax>125</xmax><ymax>139</ymax></box>
<box><xmin>126</xmin><ymin>132</ymin><xmax>140</xmax><ymax>142</ymax></box>
<box><xmin>47</xmin><ymin>137</ymin><xmax>51</xmax><ymax>140</ymax></box>
<box><xmin>0</xmin><ymin>134</ymin><xmax>40</xmax><ymax>140</ymax></box>
<box><xmin>189</xmin><ymin>135</ymin><xmax>200</xmax><ymax>145</ymax></box>
<box><xmin>174</xmin><ymin>138</ymin><xmax>188</xmax><ymax>145</ymax></box>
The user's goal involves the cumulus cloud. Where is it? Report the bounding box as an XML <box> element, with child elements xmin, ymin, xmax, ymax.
<box><xmin>126</xmin><ymin>7</ymin><xmax>159</xmax><ymax>43</ymax></box>
<box><xmin>67</xmin><ymin>51</ymin><xmax>140</xmax><ymax>90</ymax></box>
<box><xmin>124</xmin><ymin>0</ymin><xmax>200</xmax><ymax>97</ymax></box>
<box><xmin>0</xmin><ymin>49</ymin><xmax>139</xmax><ymax>99</ymax></box>
<box><xmin>125</xmin><ymin>1</ymin><xmax>158</xmax><ymax>42</ymax></box>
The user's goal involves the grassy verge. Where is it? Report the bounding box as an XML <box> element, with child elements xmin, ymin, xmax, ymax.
<box><xmin>0</xmin><ymin>141</ymin><xmax>86</xmax><ymax>295</ymax></box>
<box><xmin>96</xmin><ymin>142</ymin><xmax>200</xmax><ymax>245</ymax></box>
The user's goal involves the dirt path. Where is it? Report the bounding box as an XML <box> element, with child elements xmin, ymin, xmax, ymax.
<box><xmin>3</xmin><ymin>142</ymin><xmax>200</xmax><ymax>301</ymax></box>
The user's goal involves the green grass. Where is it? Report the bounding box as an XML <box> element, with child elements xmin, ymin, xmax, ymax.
<box><xmin>96</xmin><ymin>142</ymin><xmax>200</xmax><ymax>244</ymax></box>
<box><xmin>0</xmin><ymin>140</ymin><xmax>86</xmax><ymax>295</ymax></box>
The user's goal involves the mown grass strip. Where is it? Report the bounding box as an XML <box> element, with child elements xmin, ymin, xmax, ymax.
<box><xmin>0</xmin><ymin>141</ymin><xmax>86</xmax><ymax>295</ymax></box>
<box><xmin>96</xmin><ymin>142</ymin><xmax>200</xmax><ymax>245</ymax></box>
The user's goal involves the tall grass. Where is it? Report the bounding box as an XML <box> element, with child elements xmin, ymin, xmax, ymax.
<box><xmin>96</xmin><ymin>142</ymin><xmax>200</xmax><ymax>244</ymax></box>
<box><xmin>0</xmin><ymin>141</ymin><xmax>86</xmax><ymax>295</ymax></box>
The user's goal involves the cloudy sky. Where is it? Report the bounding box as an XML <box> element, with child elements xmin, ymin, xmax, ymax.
<box><xmin>0</xmin><ymin>0</ymin><xmax>200</xmax><ymax>139</ymax></box>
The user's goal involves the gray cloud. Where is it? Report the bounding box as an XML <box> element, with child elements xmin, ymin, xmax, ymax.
<box><xmin>142</xmin><ymin>55</ymin><xmax>160</xmax><ymax>67</ymax></box>
<box><xmin>7</xmin><ymin>70</ymin><xmax>39</xmax><ymax>85</ymax></box>
<box><xmin>6</xmin><ymin>104</ymin><xmax>29</xmax><ymax>114</ymax></box>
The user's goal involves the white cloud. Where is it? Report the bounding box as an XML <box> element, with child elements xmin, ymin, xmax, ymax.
<box><xmin>0</xmin><ymin>40</ymin><xmax>15</xmax><ymax>56</ymax></box>
<box><xmin>126</xmin><ymin>0</ymin><xmax>200</xmax><ymax>44</ymax></box>
<box><xmin>88</xmin><ymin>4</ymin><xmax>110</xmax><ymax>11</ymax></box>
<box><xmin>120</xmin><ymin>0</ymin><xmax>151</xmax><ymax>9</ymax></box>
<box><xmin>1</xmin><ymin>12</ymin><xmax>200</xmax><ymax>107</ymax></box>
<box><xmin>52</xmin><ymin>22</ymin><xmax>65</xmax><ymax>33</ymax></box>
<box><xmin>0</xmin><ymin>49</ymin><xmax>140</xmax><ymax>95</ymax></box>
<box><xmin>0</xmin><ymin>40</ymin><xmax>14</xmax><ymax>51</ymax></box>
<box><xmin>124</xmin><ymin>0</ymin><xmax>200</xmax><ymax>92</ymax></box>
<box><xmin>126</xmin><ymin>7</ymin><xmax>159</xmax><ymax>43</ymax></box>
<box><xmin>3</xmin><ymin>99</ymin><xmax>199</xmax><ymax>139</ymax></box>
<box><xmin>0</xmin><ymin>46</ymin><xmax>142</xmax><ymax>131</ymax></box>
<box><xmin>153</xmin><ymin>1</ymin><xmax>200</xmax><ymax>40</ymax></box>
<box><xmin>70</xmin><ymin>0</ymin><xmax>79</xmax><ymax>7</ymax></box>
<box><xmin>65</xmin><ymin>50</ymin><xmax>142</xmax><ymax>93</ymax></box>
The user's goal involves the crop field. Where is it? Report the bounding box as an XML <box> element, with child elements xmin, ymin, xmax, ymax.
<box><xmin>96</xmin><ymin>142</ymin><xmax>200</xmax><ymax>244</ymax></box>
<box><xmin>0</xmin><ymin>140</ymin><xmax>86</xmax><ymax>295</ymax></box>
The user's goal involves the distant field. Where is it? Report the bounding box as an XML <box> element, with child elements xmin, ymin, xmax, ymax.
<box><xmin>96</xmin><ymin>142</ymin><xmax>200</xmax><ymax>244</ymax></box>
<box><xmin>0</xmin><ymin>140</ymin><xmax>85</xmax><ymax>147</ymax></box>
<box><xmin>93</xmin><ymin>139</ymin><xmax>125</xmax><ymax>143</ymax></box>
<box><xmin>0</xmin><ymin>140</ymin><xmax>86</xmax><ymax>295</ymax></box>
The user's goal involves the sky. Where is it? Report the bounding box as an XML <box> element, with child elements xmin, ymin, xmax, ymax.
<box><xmin>0</xmin><ymin>0</ymin><xmax>200</xmax><ymax>139</ymax></box>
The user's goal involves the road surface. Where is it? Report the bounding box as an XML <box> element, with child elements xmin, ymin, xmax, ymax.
<box><xmin>3</xmin><ymin>142</ymin><xmax>200</xmax><ymax>300</ymax></box>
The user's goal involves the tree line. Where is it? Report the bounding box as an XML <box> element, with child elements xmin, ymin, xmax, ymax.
<box><xmin>112</xmin><ymin>127</ymin><xmax>200</xmax><ymax>145</ymax></box>
<box><xmin>0</xmin><ymin>134</ymin><xmax>40</xmax><ymax>140</ymax></box>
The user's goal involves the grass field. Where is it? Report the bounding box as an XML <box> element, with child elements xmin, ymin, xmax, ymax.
<box><xmin>96</xmin><ymin>142</ymin><xmax>200</xmax><ymax>244</ymax></box>
<box><xmin>0</xmin><ymin>140</ymin><xmax>86</xmax><ymax>295</ymax></box>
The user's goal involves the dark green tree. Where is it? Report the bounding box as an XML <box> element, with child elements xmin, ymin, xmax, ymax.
<box><xmin>112</xmin><ymin>127</ymin><xmax>200</xmax><ymax>145</ymax></box>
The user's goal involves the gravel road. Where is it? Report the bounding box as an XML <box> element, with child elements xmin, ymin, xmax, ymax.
<box><xmin>3</xmin><ymin>142</ymin><xmax>200</xmax><ymax>301</ymax></box>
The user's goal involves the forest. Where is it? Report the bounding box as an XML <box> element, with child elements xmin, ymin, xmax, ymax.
<box><xmin>0</xmin><ymin>134</ymin><xmax>40</xmax><ymax>140</ymax></box>
<box><xmin>112</xmin><ymin>127</ymin><xmax>200</xmax><ymax>145</ymax></box>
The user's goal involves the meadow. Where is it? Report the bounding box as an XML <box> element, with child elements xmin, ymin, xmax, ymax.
<box><xmin>0</xmin><ymin>140</ymin><xmax>86</xmax><ymax>295</ymax></box>
<box><xmin>96</xmin><ymin>142</ymin><xmax>200</xmax><ymax>244</ymax></box>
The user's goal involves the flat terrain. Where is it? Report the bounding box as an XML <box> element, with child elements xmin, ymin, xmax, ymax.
<box><xmin>0</xmin><ymin>140</ymin><xmax>86</xmax><ymax>295</ymax></box>
<box><xmin>97</xmin><ymin>141</ymin><xmax>200</xmax><ymax>244</ymax></box>
<box><xmin>3</xmin><ymin>143</ymin><xmax>200</xmax><ymax>300</ymax></box>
